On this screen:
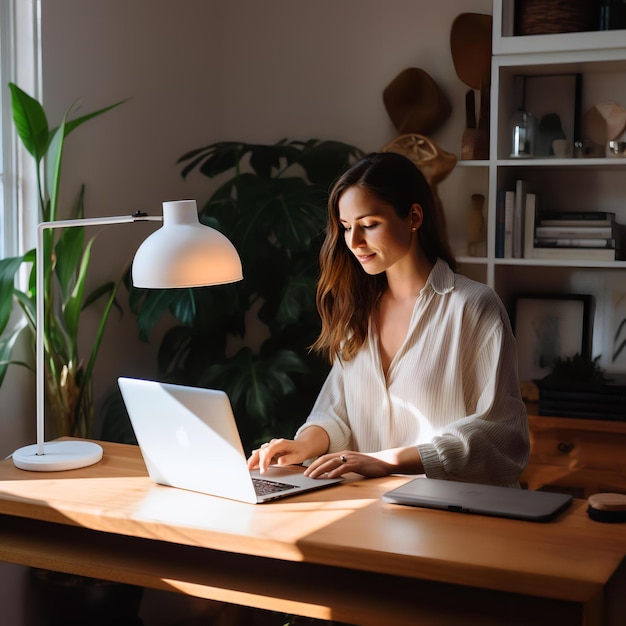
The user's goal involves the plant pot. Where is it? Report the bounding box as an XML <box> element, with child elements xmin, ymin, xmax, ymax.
<box><xmin>29</xmin><ymin>568</ymin><xmax>144</xmax><ymax>626</ymax></box>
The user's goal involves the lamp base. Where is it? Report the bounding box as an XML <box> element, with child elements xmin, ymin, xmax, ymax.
<box><xmin>12</xmin><ymin>440</ymin><xmax>103</xmax><ymax>472</ymax></box>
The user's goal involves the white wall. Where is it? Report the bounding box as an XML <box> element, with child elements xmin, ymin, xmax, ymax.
<box><xmin>1</xmin><ymin>1</ymin><xmax>492</xmax><ymax>623</ymax></box>
<box><xmin>36</xmin><ymin>0</ymin><xmax>490</xmax><ymax>413</ymax></box>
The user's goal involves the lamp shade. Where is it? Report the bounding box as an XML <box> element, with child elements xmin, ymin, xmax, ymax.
<box><xmin>132</xmin><ymin>200</ymin><xmax>243</xmax><ymax>288</ymax></box>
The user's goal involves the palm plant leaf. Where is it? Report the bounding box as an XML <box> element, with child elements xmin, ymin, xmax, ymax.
<box><xmin>0</xmin><ymin>326</ymin><xmax>32</xmax><ymax>385</ymax></box>
<box><xmin>63</xmin><ymin>237</ymin><xmax>95</xmax><ymax>359</ymax></box>
<box><xmin>8</xmin><ymin>83</ymin><xmax>49</xmax><ymax>164</ymax></box>
<box><xmin>45</xmin><ymin>119</ymin><xmax>67</xmax><ymax>223</ymax></box>
<box><xmin>0</xmin><ymin>257</ymin><xmax>26</xmax><ymax>333</ymax></box>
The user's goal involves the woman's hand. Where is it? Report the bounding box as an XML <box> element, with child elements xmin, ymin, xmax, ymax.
<box><xmin>304</xmin><ymin>451</ymin><xmax>394</xmax><ymax>479</ymax></box>
<box><xmin>247</xmin><ymin>426</ymin><xmax>330</xmax><ymax>474</ymax></box>
<box><xmin>247</xmin><ymin>438</ymin><xmax>309</xmax><ymax>473</ymax></box>
<box><xmin>304</xmin><ymin>446</ymin><xmax>424</xmax><ymax>479</ymax></box>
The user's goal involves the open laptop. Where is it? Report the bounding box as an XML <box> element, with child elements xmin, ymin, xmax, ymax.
<box><xmin>382</xmin><ymin>477</ymin><xmax>572</xmax><ymax>522</ymax></box>
<box><xmin>117</xmin><ymin>377</ymin><xmax>342</xmax><ymax>504</ymax></box>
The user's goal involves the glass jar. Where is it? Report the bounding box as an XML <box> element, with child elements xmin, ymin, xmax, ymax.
<box><xmin>510</xmin><ymin>110</ymin><xmax>536</xmax><ymax>158</ymax></box>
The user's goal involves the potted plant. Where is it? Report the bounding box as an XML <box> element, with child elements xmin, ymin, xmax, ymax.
<box><xmin>0</xmin><ymin>83</ymin><xmax>126</xmax><ymax>439</ymax></box>
<box><xmin>0</xmin><ymin>84</ymin><xmax>144</xmax><ymax>625</ymax></box>
<box><xmin>127</xmin><ymin>139</ymin><xmax>364</xmax><ymax>450</ymax></box>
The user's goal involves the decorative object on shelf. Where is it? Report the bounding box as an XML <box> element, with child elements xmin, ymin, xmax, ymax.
<box><xmin>450</xmin><ymin>12</ymin><xmax>492</xmax><ymax>160</ymax></box>
<box><xmin>512</xmin><ymin>73</ymin><xmax>583</xmax><ymax>159</ymax></box>
<box><xmin>602</xmin><ymin>277</ymin><xmax>626</xmax><ymax>373</ymax></box>
<box><xmin>382</xmin><ymin>67</ymin><xmax>451</xmax><ymax>136</ymax></box>
<box><xmin>536</xmin><ymin>113</ymin><xmax>567</xmax><ymax>157</ymax></box>
<box><xmin>510</xmin><ymin>109</ymin><xmax>536</xmax><ymax>157</ymax></box>
<box><xmin>466</xmin><ymin>193</ymin><xmax>486</xmax><ymax>257</ymax></box>
<box><xmin>583</xmin><ymin>102</ymin><xmax>626</xmax><ymax>157</ymax></box>
<box><xmin>552</xmin><ymin>138</ymin><xmax>572</xmax><ymax>158</ymax></box>
<box><xmin>382</xmin><ymin>133</ymin><xmax>457</xmax><ymax>218</ymax></box>
<box><xmin>512</xmin><ymin>294</ymin><xmax>593</xmax><ymax>384</ymax></box>
<box><xmin>515</xmin><ymin>0</ymin><xmax>597</xmax><ymax>35</ymax></box>
<box><xmin>608</xmin><ymin>138</ymin><xmax>626</xmax><ymax>156</ymax></box>
<box><xmin>382</xmin><ymin>133</ymin><xmax>457</xmax><ymax>187</ymax></box>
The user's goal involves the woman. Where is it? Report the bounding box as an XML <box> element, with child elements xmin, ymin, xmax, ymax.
<box><xmin>248</xmin><ymin>152</ymin><xmax>529</xmax><ymax>486</ymax></box>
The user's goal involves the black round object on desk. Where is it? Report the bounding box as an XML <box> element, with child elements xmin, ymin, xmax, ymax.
<box><xmin>587</xmin><ymin>493</ymin><xmax>626</xmax><ymax>523</ymax></box>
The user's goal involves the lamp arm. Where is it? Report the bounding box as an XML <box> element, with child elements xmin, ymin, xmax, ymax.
<box><xmin>35</xmin><ymin>213</ymin><xmax>162</xmax><ymax>455</ymax></box>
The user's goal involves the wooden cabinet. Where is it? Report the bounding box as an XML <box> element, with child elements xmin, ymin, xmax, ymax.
<box><xmin>521</xmin><ymin>411</ymin><xmax>626</xmax><ymax>498</ymax></box>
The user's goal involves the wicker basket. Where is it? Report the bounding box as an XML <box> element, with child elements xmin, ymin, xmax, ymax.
<box><xmin>516</xmin><ymin>0</ymin><xmax>597</xmax><ymax>35</ymax></box>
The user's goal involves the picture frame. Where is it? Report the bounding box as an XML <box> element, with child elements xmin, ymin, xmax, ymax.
<box><xmin>513</xmin><ymin>72</ymin><xmax>583</xmax><ymax>157</ymax></box>
<box><xmin>603</xmin><ymin>283</ymin><xmax>626</xmax><ymax>373</ymax></box>
<box><xmin>512</xmin><ymin>294</ymin><xmax>593</xmax><ymax>382</ymax></box>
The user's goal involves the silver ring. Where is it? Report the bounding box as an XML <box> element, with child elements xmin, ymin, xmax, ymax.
<box><xmin>340</xmin><ymin>455</ymin><xmax>347</xmax><ymax>463</ymax></box>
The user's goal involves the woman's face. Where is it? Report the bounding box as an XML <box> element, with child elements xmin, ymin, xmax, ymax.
<box><xmin>338</xmin><ymin>185</ymin><xmax>420</xmax><ymax>275</ymax></box>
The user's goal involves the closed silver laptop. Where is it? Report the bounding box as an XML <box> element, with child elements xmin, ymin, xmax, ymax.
<box><xmin>383</xmin><ymin>477</ymin><xmax>572</xmax><ymax>522</ymax></box>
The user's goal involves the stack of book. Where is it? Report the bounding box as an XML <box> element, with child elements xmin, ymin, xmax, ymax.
<box><xmin>495</xmin><ymin>179</ymin><xmax>623</xmax><ymax>261</ymax></box>
<box><xmin>529</xmin><ymin>209</ymin><xmax>620</xmax><ymax>261</ymax></box>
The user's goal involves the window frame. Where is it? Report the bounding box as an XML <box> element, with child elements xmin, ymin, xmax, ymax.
<box><xmin>0</xmin><ymin>0</ymin><xmax>41</xmax><ymax>258</ymax></box>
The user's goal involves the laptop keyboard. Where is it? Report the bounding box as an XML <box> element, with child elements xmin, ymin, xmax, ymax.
<box><xmin>252</xmin><ymin>477</ymin><xmax>295</xmax><ymax>496</ymax></box>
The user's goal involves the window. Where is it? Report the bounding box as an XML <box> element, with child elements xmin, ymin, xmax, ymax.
<box><xmin>0</xmin><ymin>0</ymin><xmax>41</xmax><ymax>258</ymax></box>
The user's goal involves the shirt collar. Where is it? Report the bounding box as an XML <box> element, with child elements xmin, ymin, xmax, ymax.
<box><xmin>424</xmin><ymin>258</ymin><xmax>455</xmax><ymax>296</ymax></box>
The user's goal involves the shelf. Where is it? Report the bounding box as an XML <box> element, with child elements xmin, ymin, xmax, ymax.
<box><xmin>496</xmin><ymin>158</ymin><xmax>626</xmax><ymax>169</ymax></box>
<box><xmin>454</xmin><ymin>160</ymin><xmax>489</xmax><ymax>168</ymax></box>
<box><xmin>494</xmin><ymin>258</ymin><xmax>626</xmax><ymax>269</ymax></box>
<box><xmin>493</xmin><ymin>0</ymin><xmax>626</xmax><ymax>56</ymax></box>
<box><xmin>494</xmin><ymin>29</ymin><xmax>626</xmax><ymax>57</ymax></box>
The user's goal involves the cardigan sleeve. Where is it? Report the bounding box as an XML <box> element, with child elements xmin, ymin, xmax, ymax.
<box><xmin>417</xmin><ymin>319</ymin><xmax>530</xmax><ymax>486</ymax></box>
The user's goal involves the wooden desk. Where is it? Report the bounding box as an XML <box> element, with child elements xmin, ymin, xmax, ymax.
<box><xmin>0</xmin><ymin>440</ymin><xmax>624</xmax><ymax>626</ymax></box>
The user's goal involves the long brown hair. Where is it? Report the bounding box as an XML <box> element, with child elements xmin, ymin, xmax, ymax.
<box><xmin>311</xmin><ymin>152</ymin><xmax>456</xmax><ymax>363</ymax></box>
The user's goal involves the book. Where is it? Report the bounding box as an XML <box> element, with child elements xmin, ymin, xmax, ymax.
<box><xmin>495</xmin><ymin>190</ymin><xmax>505</xmax><ymax>258</ymax></box>
<box><xmin>534</xmin><ymin>238</ymin><xmax>616</xmax><ymax>248</ymax></box>
<box><xmin>534</xmin><ymin>225</ymin><xmax>614</xmax><ymax>238</ymax></box>
<box><xmin>537</xmin><ymin>211</ymin><xmax>616</xmax><ymax>226</ymax></box>
<box><xmin>513</xmin><ymin>179</ymin><xmax>527</xmax><ymax>258</ymax></box>
<box><xmin>504</xmin><ymin>190</ymin><xmax>515</xmax><ymax>258</ymax></box>
<box><xmin>528</xmin><ymin>246</ymin><xmax>616</xmax><ymax>261</ymax></box>
<box><xmin>523</xmin><ymin>193</ymin><xmax>536</xmax><ymax>259</ymax></box>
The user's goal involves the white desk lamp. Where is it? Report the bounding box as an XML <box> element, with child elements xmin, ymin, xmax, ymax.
<box><xmin>12</xmin><ymin>199</ymin><xmax>243</xmax><ymax>471</ymax></box>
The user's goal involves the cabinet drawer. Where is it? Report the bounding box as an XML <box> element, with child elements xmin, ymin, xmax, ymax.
<box><xmin>529</xmin><ymin>426</ymin><xmax>626</xmax><ymax>472</ymax></box>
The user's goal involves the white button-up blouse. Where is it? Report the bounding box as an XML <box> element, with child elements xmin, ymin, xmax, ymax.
<box><xmin>297</xmin><ymin>259</ymin><xmax>530</xmax><ymax>486</ymax></box>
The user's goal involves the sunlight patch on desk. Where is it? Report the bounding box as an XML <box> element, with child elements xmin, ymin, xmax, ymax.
<box><xmin>134</xmin><ymin>484</ymin><xmax>375</xmax><ymax>538</ymax></box>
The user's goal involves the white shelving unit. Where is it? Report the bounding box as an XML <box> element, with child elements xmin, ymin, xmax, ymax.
<box><xmin>454</xmin><ymin>0</ymin><xmax>626</xmax><ymax>372</ymax></box>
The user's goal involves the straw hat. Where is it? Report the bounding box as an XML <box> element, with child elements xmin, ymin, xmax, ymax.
<box><xmin>383</xmin><ymin>68</ymin><xmax>451</xmax><ymax>135</ymax></box>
